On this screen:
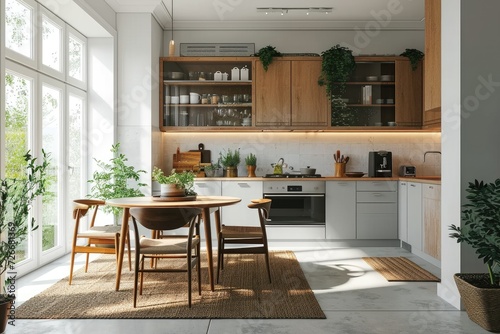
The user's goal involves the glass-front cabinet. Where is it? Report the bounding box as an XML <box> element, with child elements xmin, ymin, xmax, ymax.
<box><xmin>160</xmin><ymin>57</ymin><xmax>253</xmax><ymax>131</ymax></box>
<box><xmin>331</xmin><ymin>56</ymin><xmax>422</xmax><ymax>128</ymax></box>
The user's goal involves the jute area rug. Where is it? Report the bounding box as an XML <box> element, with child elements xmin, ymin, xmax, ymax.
<box><xmin>17</xmin><ymin>250</ymin><xmax>325</xmax><ymax>319</ymax></box>
<box><xmin>363</xmin><ymin>257</ymin><xmax>440</xmax><ymax>282</ymax></box>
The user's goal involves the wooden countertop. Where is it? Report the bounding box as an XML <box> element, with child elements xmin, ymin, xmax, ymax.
<box><xmin>195</xmin><ymin>176</ymin><xmax>441</xmax><ymax>184</ymax></box>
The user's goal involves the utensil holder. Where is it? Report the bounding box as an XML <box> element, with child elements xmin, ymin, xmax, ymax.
<box><xmin>334</xmin><ymin>162</ymin><xmax>346</xmax><ymax>177</ymax></box>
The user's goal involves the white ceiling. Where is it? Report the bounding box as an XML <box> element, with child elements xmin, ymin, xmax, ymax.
<box><xmin>104</xmin><ymin>0</ymin><xmax>425</xmax><ymax>31</ymax></box>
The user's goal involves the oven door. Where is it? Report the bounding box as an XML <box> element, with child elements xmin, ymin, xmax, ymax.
<box><xmin>263</xmin><ymin>193</ymin><xmax>325</xmax><ymax>225</ymax></box>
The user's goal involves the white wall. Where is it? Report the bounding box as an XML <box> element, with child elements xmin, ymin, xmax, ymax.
<box><xmin>166</xmin><ymin>29</ymin><xmax>424</xmax><ymax>57</ymax></box>
<box><xmin>439</xmin><ymin>0</ymin><xmax>500</xmax><ymax>309</ymax></box>
<box><xmin>163</xmin><ymin>132</ymin><xmax>441</xmax><ymax>178</ymax></box>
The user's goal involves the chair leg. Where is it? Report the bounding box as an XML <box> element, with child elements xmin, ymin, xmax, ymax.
<box><xmin>69</xmin><ymin>250</ymin><xmax>76</xmax><ymax>285</ymax></box>
<box><xmin>187</xmin><ymin>252</ymin><xmax>192</xmax><ymax>308</ymax></box>
<box><xmin>197</xmin><ymin>243</ymin><xmax>201</xmax><ymax>295</ymax></box>
<box><xmin>126</xmin><ymin>231</ymin><xmax>132</xmax><ymax>271</ymax></box>
<box><xmin>140</xmin><ymin>256</ymin><xmax>145</xmax><ymax>295</ymax></box>
<box><xmin>133</xmin><ymin>252</ymin><xmax>140</xmax><ymax>308</ymax></box>
<box><xmin>264</xmin><ymin>251</ymin><xmax>272</xmax><ymax>283</ymax></box>
<box><xmin>217</xmin><ymin>235</ymin><xmax>223</xmax><ymax>284</ymax></box>
<box><xmin>85</xmin><ymin>252</ymin><xmax>90</xmax><ymax>273</ymax></box>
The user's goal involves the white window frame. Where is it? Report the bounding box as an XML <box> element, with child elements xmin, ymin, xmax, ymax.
<box><xmin>38</xmin><ymin>4</ymin><xmax>65</xmax><ymax>81</ymax></box>
<box><xmin>4</xmin><ymin>0</ymin><xmax>37</xmax><ymax>69</ymax></box>
<box><xmin>66</xmin><ymin>25</ymin><xmax>87</xmax><ymax>90</ymax></box>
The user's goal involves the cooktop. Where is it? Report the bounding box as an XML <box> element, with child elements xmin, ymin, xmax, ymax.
<box><xmin>264</xmin><ymin>174</ymin><xmax>323</xmax><ymax>178</ymax></box>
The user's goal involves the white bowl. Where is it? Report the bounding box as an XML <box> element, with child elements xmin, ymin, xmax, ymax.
<box><xmin>366</xmin><ymin>76</ymin><xmax>378</xmax><ymax>81</ymax></box>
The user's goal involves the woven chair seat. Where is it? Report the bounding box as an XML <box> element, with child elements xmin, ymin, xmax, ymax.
<box><xmin>220</xmin><ymin>225</ymin><xmax>263</xmax><ymax>239</ymax></box>
<box><xmin>78</xmin><ymin>225</ymin><xmax>122</xmax><ymax>238</ymax></box>
<box><xmin>140</xmin><ymin>235</ymin><xmax>199</xmax><ymax>254</ymax></box>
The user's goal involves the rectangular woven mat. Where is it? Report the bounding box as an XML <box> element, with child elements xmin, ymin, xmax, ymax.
<box><xmin>363</xmin><ymin>257</ymin><xmax>440</xmax><ymax>282</ymax></box>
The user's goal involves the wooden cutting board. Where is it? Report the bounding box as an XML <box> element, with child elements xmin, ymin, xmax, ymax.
<box><xmin>172</xmin><ymin>151</ymin><xmax>201</xmax><ymax>171</ymax></box>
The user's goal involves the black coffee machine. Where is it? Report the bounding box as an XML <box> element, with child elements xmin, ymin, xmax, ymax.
<box><xmin>368</xmin><ymin>151</ymin><xmax>393</xmax><ymax>177</ymax></box>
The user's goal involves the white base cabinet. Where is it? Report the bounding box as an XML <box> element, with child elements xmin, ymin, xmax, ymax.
<box><xmin>398</xmin><ymin>181</ymin><xmax>409</xmax><ymax>243</ymax></box>
<box><xmin>326</xmin><ymin>181</ymin><xmax>356</xmax><ymax>239</ymax></box>
<box><xmin>194</xmin><ymin>180</ymin><xmax>221</xmax><ymax>196</ymax></box>
<box><xmin>407</xmin><ymin>182</ymin><xmax>422</xmax><ymax>252</ymax></box>
<box><xmin>356</xmin><ymin>181</ymin><xmax>398</xmax><ymax>239</ymax></box>
<box><xmin>221</xmin><ymin>181</ymin><xmax>263</xmax><ymax>227</ymax></box>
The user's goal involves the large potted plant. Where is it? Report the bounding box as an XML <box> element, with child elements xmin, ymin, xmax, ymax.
<box><xmin>400</xmin><ymin>48</ymin><xmax>424</xmax><ymax>71</ymax></box>
<box><xmin>0</xmin><ymin>150</ymin><xmax>50</xmax><ymax>332</ymax></box>
<box><xmin>87</xmin><ymin>143</ymin><xmax>147</xmax><ymax>222</ymax></box>
<box><xmin>449</xmin><ymin>179</ymin><xmax>500</xmax><ymax>332</ymax></box>
<box><xmin>152</xmin><ymin>167</ymin><xmax>196</xmax><ymax>197</ymax></box>
<box><xmin>220</xmin><ymin>148</ymin><xmax>241</xmax><ymax>177</ymax></box>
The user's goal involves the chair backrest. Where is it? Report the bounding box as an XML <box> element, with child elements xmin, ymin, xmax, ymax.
<box><xmin>72</xmin><ymin>199</ymin><xmax>105</xmax><ymax>226</ymax></box>
<box><xmin>248</xmin><ymin>199</ymin><xmax>272</xmax><ymax>231</ymax></box>
<box><xmin>129</xmin><ymin>207</ymin><xmax>202</xmax><ymax>232</ymax></box>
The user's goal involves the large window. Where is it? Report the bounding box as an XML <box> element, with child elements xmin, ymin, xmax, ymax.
<box><xmin>3</xmin><ymin>0</ymin><xmax>88</xmax><ymax>274</ymax></box>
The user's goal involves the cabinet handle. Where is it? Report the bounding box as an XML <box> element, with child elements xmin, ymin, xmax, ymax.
<box><xmin>429</xmin><ymin>186</ymin><xmax>434</xmax><ymax>189</ymax></box>
<box><xmin>410</xmin><ymin>184</ymin><xmax>416</xmax><ymax>187</ymax></box>
<box><xmin>400</xmin><ymin>182</ymin><xmax>406</xmax><ymax>185</ymax></box>
<box><xmin>373</xmin><ymin>193</ymin><xmax>383</xmax><ymax>196</ymax></box>
<box><xmin>237</xmin><ymin>183</ymin><xmax>250</xmax><ymax>187</ymax></box>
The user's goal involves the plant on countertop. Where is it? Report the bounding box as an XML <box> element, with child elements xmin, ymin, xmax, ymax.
<box><xmin>152</xmin><ymin>167</ymin><xmax>196</xmax><ymax>196</ymax></box>
<box><xmin>400</xmin><ymin>48</ymin><xmax>424</xmax><ymax>71</ymax></box>
<box><xmin>255</xmin><ymin>45</ymin><xmax>282</xmax><ymax>71</ymax></box>
<box><xmin>245</xmin><ymin>153</ymin><xmax>257</xmax><ymax>166</ymax></box>
<box><xmin>449</xmin><ymin>179</ymin><xmax>500</xmax><ymax>286</ymax></box>
<box><xmin>87</xmin><ymin>143</ymin><xmax>147</xmax><ymax>220</ymax></box>
<box><xmin>318</xmin><ymin>44</ymin><xmax>356</xmax><ymax>101</ymax></box>
<box><xmin>219</xmin><ymin>148</ymin><xmax>241</xmax><ymax>168</ymax></box>
<box><xmin>0</xmin><ymin>150</ymin><xmax>51</xmax><ymax>305</ymax></box>
<box><xmin>204</xmin><ymin>160</ymin><xmax>221</xmax><ymax>177</ymax></box>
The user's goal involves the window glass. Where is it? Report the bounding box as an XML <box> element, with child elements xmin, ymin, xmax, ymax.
<box><xmin>68</xmin><ymin>34</ymin><xmax>84</xmax><ymax>81</ymax></box>
<box><xmin>42</xmin><ymin>15</ymin><xmax>62</xmax><ymax>72</ymax></box>
<box><xmin>68</xmin><ymin>92</ymin><xmax>85</xmax><ymax>200</ymax></box>
<box><xmin>4</xmin><ymin>69</ymin><xmax>33</xmax><ymax>262</ymax></box>
<box><xmin>5</xmin><ymin>0</ymin><xmax>33</xmax><ymax>58</ymax></box>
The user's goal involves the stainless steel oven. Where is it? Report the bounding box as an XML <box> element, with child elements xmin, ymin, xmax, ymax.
<box><xmin>263</xmin><ymin>181</ymin><xmax>325</xmax><ymax>226</ymax></box>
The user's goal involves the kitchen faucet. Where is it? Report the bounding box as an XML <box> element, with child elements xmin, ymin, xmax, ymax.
<box><xmin>423</xmin><ymin>150</ymin><xmax>441</xmax><ymax>162</ymax></box>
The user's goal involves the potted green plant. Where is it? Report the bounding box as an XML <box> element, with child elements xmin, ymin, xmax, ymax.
<box><xmin>87</xmin><ymin>143</ymin><xmax>147</xmax><ymax>222</ymax></box>
<box><xmin>152</xmin><ymin>167</ymin><xmax>196</xmax><ymax>197</ymax></box>
<box><xmin>255</xmin><ymin>45</ymin><xmax>282</xmax><ymax>71</ymax></box>
<box><xmin>220</xmin><ymin>148</ymin><xmax>241</xmax><ymax>177</ymax></box>
<box><xmin>0</xmin><ymin>150</ymin><xmax>50</xmax><ymax>332</ymax></box>
<box><xmin>204</xmin><ymin>160</ymin><xmax>221</xmax><ymax>178</ymax></box>
<box><xmin>449</xmin><ymin>179</ymin><xmax>500</xmax><ymax>332</ymax></box>
<box><xmin>245</xmin><ymin>153</ymin><xmax>257</xmax><ymax>177</ymax></box>
<box><xmin>400</xmin><ymin>48</ymin><xmax>424</xmax><ymax>71</ymax></box>
<box><xmin>318</xmin><ymin>44</ymin><xmax>356</xmax><ymax>101</ymax></box>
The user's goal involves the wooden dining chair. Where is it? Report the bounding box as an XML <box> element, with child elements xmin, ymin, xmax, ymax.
<box><xmin>217</xmin><ymin>198</ymin><xmax>272</xmax><ymax>283</ymax></box>
<box><xmin>129</xmin><ymin>207</ymin><xmax>202</xmax><ymax>308</ymax></box>
<box><xmin>69</xmin><ymin>199</ymin><xmax>131</xmax><ymax>285</ymax></box>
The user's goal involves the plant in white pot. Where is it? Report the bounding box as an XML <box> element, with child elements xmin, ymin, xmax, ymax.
<box><xmin>449</xmin><ymin>179</ymin><xmax>500</xmax><ymax>332</ymax></box>
<box><xmin>152</xmin><ymin>167</ymin><xmax>196</xmax><ymax>197</ymax></box>
<box><xmin>0</xmin><ymin>150</ymin><xmax>50</xmax><ymax>332</ymax></box>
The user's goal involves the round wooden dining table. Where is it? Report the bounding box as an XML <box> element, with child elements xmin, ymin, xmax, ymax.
<box><xmin>106</xmin><ymin>195</ymin><xmax>241</xmax><ymax>291</ymax></box>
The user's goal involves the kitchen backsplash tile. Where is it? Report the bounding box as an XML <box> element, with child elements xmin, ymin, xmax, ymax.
<box><xmin>162</xmin><ymin>132</ymin><xmax>441</xmax><ymax>177</ymax></box>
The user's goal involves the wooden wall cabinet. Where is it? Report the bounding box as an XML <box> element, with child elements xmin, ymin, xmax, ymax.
<box><xmin>332</xmin><ymin>56</ymin><xmax>422</xmax><ymax>128</ymax></box>
<box><xmin>254</xmin><ymin>57</ymin><xmax>330</xmax><ymax>127</ymax></box>
<box><xmin>423</xmin><ymin>0</ymin><xmax>441</xmax><ymax>128</ymax></box>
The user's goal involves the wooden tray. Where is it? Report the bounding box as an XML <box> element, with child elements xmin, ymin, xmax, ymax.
<box><xmin>152</xmin><ymin>195</ymin><xmax>197</xmax><ymax>202</ymax></box>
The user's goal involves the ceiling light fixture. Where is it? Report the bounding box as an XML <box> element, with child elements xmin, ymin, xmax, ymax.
<box><xmin>168</xmin><ymin>0</ymin><xmax>175</xmax><ymax>56</ymax></box>
<box><xmin>257</xmin><ymin>7</ymin><xmax>333</xmax><ymax>15</ymax></box>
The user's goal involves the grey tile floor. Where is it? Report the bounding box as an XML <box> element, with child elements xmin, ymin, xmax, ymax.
<box><xmin>9</xmin><ymin>242</ymin><xmax>489</xmax><ymax>334</ymax></box>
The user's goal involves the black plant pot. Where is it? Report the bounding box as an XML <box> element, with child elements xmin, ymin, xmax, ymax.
<box><xmin>454</xmin><ymin>273</ymin><xmax>500</xmax><ymax>332</ymax></box>
<box><xmin>0</xmin><ymin>298</ymin><xmax>13</xmax><ymax>333</ymax></box>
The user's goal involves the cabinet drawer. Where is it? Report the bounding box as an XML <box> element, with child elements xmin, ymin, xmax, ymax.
<box><xmin>357</xmin><ymin>191</ymin><xmax>397</xmax><ymax>203</ymax></box>
<box><xmin>357</xmin><ymin>212</ymin><xmax>398</xmax><ymax>239</ymax></box>
<box><xmin>357</xmin><ymin>181</ymin><xmax>397</xmax><ymax>192</ymax></box>
<box><xmin>423</xmin><ymin>184</ymin><xmax>440</xmax><ymax>200</ymax></box>
<box><xmin>357</xmin><ymin>203</ymin><xmax>397</xmax><ymax>214</ymax></box>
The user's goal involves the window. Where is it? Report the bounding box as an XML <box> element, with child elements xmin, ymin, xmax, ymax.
<box><xmin>3</xmin><ymin>0</ymin><xmax>88</xmax><ymax>274</ymax></box>
<box><xmin>5</xmin><ymin>0</ymin><xmax>35</xmax><ymax>61</ymax></box>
